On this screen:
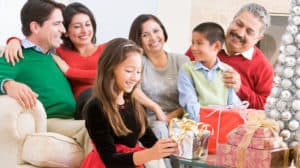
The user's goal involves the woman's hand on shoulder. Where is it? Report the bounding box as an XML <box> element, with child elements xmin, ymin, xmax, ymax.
<box><xmin>0</xmin><ymin>38</ymin><xmax>23</xmax><ymax>66</ymax></box>
<box><xmin>52</xmin><ymin>54</ymin><xmax>69</xmax><ymax>74</ymax></box>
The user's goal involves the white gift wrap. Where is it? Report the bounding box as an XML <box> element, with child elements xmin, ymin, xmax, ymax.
<box><xmin>178</xmin><ymin>130</ymin><xmax>193</xmax><ymax>159</ymax></box>
<box><xmin>169</xmin><ymin>119</ymin><xmax>211</xmax><ymax>160</ymax></box>
<box><xmin>175</xmin><ymin>129</ymin><xmax>210</xmax><ymax>159</ymax></box>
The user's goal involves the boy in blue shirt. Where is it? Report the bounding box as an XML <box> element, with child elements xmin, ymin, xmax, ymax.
<box><xmin>178</xmin><ymin>22</ymin><xmax>241</xmax><ymax>121</ymax></box>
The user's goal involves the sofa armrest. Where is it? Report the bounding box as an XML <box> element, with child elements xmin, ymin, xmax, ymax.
<box><xmin>0</xmin><ymin>95</ymin><xmax>47</xmax><ymax>138</ymax></box>
<box><xmin>29</xmin><ymin>97</ymin><xmax>47</xmax><ymax>133</ymax></box>
<box><xmin>0</xmin><ymin>95</ymin><xmax>47</xmax><ymax>167</ymax></box>
<box><xmin>22</xmin><ymin>132</ymin><xmax>83</xmax><ymax>168</ymax></box>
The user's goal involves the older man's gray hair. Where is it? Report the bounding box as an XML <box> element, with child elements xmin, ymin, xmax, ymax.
<box><xmin>234</xmin><ymin>3</ymin><xmax>271</xmax><ymax>34</ymax></box>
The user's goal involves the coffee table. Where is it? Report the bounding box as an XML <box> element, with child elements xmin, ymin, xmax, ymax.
<box><xmin>174</xmin><ymin>155</ymin><xmax>224</xmax><ymax>168</ymax></box>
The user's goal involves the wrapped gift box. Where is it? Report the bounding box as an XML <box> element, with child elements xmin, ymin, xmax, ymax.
<box><xmin>235</xmin><ymin>125</ymin><xmax>274</xmax><ymax>138</ymax></box>
<box><xmin>169</xmin><ymin>118</ymin><xmax>211</xmax><ymax>160</ymax></box>
<box><xmin>291</xmin><ymin>144</ymin><xmax>300</xmax><ymax>167</ymax></box>
<box><xmin>227</xmin><ymin>127</ymin><xmax>283</xmax><ymax>150</ymax></box>
<box><xmin>218</xmin><ymin>144</ymin><xmax>290</xmax><ymax>168</ymax></box>
<box><xmin>217</xmin><ymin>110</ymin><xmax>291</xmax><ymax>168</ymax></box>
<box><xmin>200</xmin><ymin>106</ymin><xmax>246</xmax><ymax>153</ymax></box>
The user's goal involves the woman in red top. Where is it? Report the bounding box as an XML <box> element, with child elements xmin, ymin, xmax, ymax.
<box><xmin>56</xmin><ymin>2</ymin><xmax>105</xmax><ymax>99</ymax></box>
<box><xmin>3</xmin><ymin>2</ymin><xmax>105</xmax><ymax>119</ymax></box>
<box><xmin>2</xmin><ymin>4</ymin><xmax>166</xmax><ymax>121</ymax></box>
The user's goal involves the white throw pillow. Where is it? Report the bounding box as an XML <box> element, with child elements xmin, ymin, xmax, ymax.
<box><xmin>22</xmin><ymin>132</ymin><xmax>83</xmax><ymax>168</ymax></box>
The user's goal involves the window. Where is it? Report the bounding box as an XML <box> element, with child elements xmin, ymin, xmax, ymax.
<box><xmin>258</xmin><ymin>14</ymin><xmax>289</xmax><ymax>66</ymax></box>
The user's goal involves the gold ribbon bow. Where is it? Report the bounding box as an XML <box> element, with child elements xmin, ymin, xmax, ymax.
<box><xmin>169</xmin><ymin>118</ymin><xmax>211</xmax><ymax>158</ymax></box>
<box><xmin>169</xmin><ymin>118</ymin><xmax>211</xmax><ymax>141</ymax></box>
<box><xmin>236</xmin><ymin>110</ymin><xmax>287</xmax><ymax>168</ymax></box>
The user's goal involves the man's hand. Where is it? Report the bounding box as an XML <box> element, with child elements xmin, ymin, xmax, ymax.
<box><xmin>223</xmin><ymin>68</ymin><xmax>241</xmax><ymax>92</ymax></box>
<box><xmin>4</xmin><ymin>80</ymin><xmax>38</xmax><ymax>109</ymax></box>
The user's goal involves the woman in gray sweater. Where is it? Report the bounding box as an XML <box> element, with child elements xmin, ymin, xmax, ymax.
<box><xmin>129</xmin><ymin>14</ymin><xmax>189</xmax><ymax>168</ymax></box>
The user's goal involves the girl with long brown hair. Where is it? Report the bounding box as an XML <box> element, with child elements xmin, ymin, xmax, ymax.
<box><xmin>81</xmin><ymin>38</ymin><xmax>177</xmax><ymax>168</ymax></box>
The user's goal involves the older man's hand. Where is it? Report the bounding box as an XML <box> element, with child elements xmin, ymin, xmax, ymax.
<box><xmin>223</xmin><ymin>68</ymin><xmax>241</xmax><ymax>92</ymax></box>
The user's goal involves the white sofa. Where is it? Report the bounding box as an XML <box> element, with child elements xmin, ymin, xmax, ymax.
<box><xmin>0</xmin><ymin>95</ymin><xmax>84</xmax><ymax>168</ymax></box>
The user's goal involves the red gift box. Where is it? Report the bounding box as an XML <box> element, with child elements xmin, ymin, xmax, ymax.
<box><xmin>200</xmin><ymin>106</ymin><xmax>245</xmax><ymax>153</ymax></box>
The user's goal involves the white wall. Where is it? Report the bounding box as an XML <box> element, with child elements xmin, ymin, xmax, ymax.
<box><xmin>0</xmin><ymin>0</ymin><xmax>26</xmax><ymax>44</ymax></box>
<box><xmin>0</xmin><ymin>0</ymin><xmax>159</xmax><ymax>46</ymax></box>
<box><xmin>190</xmin><ymin>0</ymin><xmax>290</xmax><ymax>34</ymax></box>
<box><xmin>157</xmin><ymin>0</ymin><xmax>191</xmax><ymax>54</ymax></box>
<box><xmin>0</xmin><ymin>0</ymin><xmax>291</xmax><ymax>54</ymax></box>
<box><xmin>69</xmin><ymin>0</ymin><xmax>159</xmax><ymax>44</ymax></box>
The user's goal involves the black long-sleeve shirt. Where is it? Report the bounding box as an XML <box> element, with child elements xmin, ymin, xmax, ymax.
<box><xmin>85</xmin><ymin>97</ymin><xmax>157</xmax><ymax>168</ymax></box>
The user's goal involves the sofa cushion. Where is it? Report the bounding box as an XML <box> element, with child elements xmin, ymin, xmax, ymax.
<box><xmin>22</xmin><ymin>132</ymin><xmax>83</xmax><ymax>168</ymax></box>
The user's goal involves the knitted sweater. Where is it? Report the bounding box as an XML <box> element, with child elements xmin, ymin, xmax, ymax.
<box><xmin>185</xmin><ymin>46</ymin><xmax>274</xmax><ymax>109</ymax></box>
<box><xmin>178</xmin><ymin>60</ymin><xmax>241</xmax><ymax>121</ymax></box>
<box><xmin>181</xmin><ymin>61</ymin><xmax>230</xmax><ymax>106</ymax></box>
<box><xmin>57</xmin><ymin>44</ymin><xmax>105</xmax><ymax>98</ymax></box>
<box><xmin>218</xmin><ymin>46</ymin><xmax>273</xmax><ymax>109</ymax></box>
<box><xmin>140</xmin><ymin>52</ymin><xmax>189</xmax><ymax>119</ymax></box>
<box><xmin>0</xmin><ymin>48</ymin><xmax>75</xmax><ymax>118</ymax></box>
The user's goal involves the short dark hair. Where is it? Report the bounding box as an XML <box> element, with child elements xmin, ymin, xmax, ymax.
<box><xmin>21</xmin><ymin>0</ymin><xmax>65</xmax><ymax>36</ymax></box>
<box><xmin>62</xmin><ymin>2</ymin><xmax>97</xmax><ymax>50</ymax></box>
<box><xmin>193</xmin><ymin>22</ymin><xmax>225</xmax><ymax>46</ymax></box>
<box><xmin>128</xmin><ymin>14</ymin><xmax>168</xmax><ymax>48</ymax></box>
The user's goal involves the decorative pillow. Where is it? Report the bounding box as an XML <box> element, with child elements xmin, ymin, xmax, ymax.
<box><xmin>22</xmin><ymin>132</ymin><xmax>83</xmax><ymax>168</ymax></box>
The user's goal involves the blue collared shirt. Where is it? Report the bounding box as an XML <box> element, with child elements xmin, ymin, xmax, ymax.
<box><xmin>21</xmin><ymin>39</ymin><xmax>56</xmax><ymax>55</ymax></box>
<box><xmin>177</xmin><ymin>59</ymin><xmax>241</xmax><ymax>121</ymax></box>
<box><xmin>0</xmin><ymin>39</ymin><xmax>55</xmax><ymax>93</ymax></box>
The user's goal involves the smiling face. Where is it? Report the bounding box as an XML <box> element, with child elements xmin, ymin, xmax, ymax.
<box><xmin>65</xmin><ymin>13</ymin><xmax>94</xmax><ymax>48</ymax></box>
<box><xmin>226</xmin><ymin>11</ymin><xmax>264</xmax><ymax>55</ymax></box>
<box><xmin>36</xmin><ymin>8</ymin><xmax>66</xmax><ymax>52</ymax></box>
<box><xmin>140</xmin><ymin>19</ymin><xmax>165</xmax><ymax>54</ymax></box>
<box><xmin>191</xmin><ymin>32</ymin><xmax>219</xmax><ymax>68</ymax></box>
<box><xmin>114</xmin><ymin>51</ymin><xmax>142</xmax><ymax>93</ymax></box>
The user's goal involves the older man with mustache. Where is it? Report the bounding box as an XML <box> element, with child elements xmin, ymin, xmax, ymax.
<box><xmin>186</xmin><ymin>3</ymin><xmax>274</xmax><ymax>110</ymax></box>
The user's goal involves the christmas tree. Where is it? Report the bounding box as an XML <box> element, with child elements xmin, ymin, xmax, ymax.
<box><xmin>265</xmin><ymin>0</ymin><xmax>300</xmax><ymax>147</ymax></box>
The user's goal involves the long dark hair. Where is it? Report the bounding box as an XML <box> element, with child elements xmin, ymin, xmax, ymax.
<box><xmin>128</xmin><ymin>14</ymin><xmax>168</xmax><ymax>48</ymax></box>
<box><xmin>62</xmin><ymin>2</ymin><xmax>97</xmax><ymax>50</ymax></box>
